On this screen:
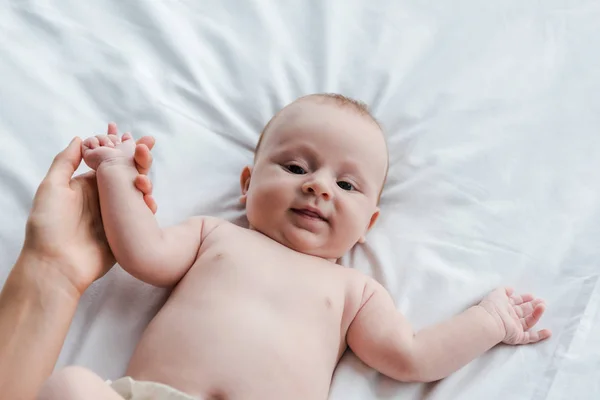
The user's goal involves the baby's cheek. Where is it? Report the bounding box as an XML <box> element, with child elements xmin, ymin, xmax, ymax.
<box><xmin>246</xmin><ymin>182</ymin><xmax>286</xmax><ymax>225</ymax></box>
<box><xmin>342</xmin><ymin>205</ymin><xmax>371</xmax><ymax>239</ymax></box>
<box><xmin>245</xmin><ymin>191</ymin><xmax>266</xmax><ymax>228</ymax></box>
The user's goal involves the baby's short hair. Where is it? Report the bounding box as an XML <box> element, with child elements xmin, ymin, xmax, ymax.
<box><xmin>314</xmin><ymin>93</ymin><xmax>373</xmax><ymax>118</ymax></box>
<box><xmin>254</xmin><ymin>93</ymin><xmax>380</xmax><ymax>157</ymax></box>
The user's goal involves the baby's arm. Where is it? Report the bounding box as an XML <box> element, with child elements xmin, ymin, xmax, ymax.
<box><xmin>346</xmin><ymin>282</ymin><xmax>551</xmax><ymax>382</ymax></box>
<box><xmin>83</xmin><ymin>133</ymin><xmax>217</xmax><ymax>287</ymax></box>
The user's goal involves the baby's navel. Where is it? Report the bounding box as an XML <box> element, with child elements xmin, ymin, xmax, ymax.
<box><xmin>206</xmin><ymin>390</ymin><xmax>227</xmax><ymax>400</ymax></box>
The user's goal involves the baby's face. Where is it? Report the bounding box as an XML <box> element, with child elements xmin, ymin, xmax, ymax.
<box><xmin>240</xmin><ymin>98</ymin><xmax>387</xmax><ymax>259</ymax></box>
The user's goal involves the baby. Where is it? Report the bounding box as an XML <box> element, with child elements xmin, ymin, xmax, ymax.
<box><xmin>39</xmin><ymin>94</ymin><xmax>551</xmax><ymax>400</ymax></box>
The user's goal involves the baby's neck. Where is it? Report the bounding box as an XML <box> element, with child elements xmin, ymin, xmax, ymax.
<box><xmin>246</xmin><ymin>224</ymin><xmax>340</xmax><ymax>264</ymax></box>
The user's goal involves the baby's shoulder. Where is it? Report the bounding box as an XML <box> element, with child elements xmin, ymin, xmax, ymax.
<box><xmin>186</xmin><ymin>215</ymin><xmax>232</xmax><ymax>243</ymax></box>
<box><xmin>339</xmin><ymin>269</ymin><xmax>378</xmax><ymax>326</ymax></box>
<box><xmin>196</xmin><ymin>217</ymin><xmax>262</xmax><ymax>245</ymax></box>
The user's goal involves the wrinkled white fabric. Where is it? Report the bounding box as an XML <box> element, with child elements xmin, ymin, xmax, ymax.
<box><xmin>0</xmin><ymin>1</ymin><xmax>598</xmax><ymax>399</ymax></box>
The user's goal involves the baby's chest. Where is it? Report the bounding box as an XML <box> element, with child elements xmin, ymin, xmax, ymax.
<box><xmin>190</xmin><ymin>235</ymin><xmax>350</xmax><ymax>315</ymax></box>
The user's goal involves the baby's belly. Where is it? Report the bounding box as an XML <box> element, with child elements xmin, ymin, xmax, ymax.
<box><xmin>125</xmin><ymin>294</ymin><xmax>339</xmax><ymax>400</ymax></box>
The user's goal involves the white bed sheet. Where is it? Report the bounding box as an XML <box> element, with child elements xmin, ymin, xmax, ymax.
<box><xmin>1</xmin><ymin>0</ymin><xmax>599</xmax><ymax>398</ymax></box>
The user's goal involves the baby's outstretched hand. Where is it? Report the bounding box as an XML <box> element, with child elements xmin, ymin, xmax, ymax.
<box><xmin>479</xmin><ymin>287</ymin><xmax>552</xmax><ymax>345</ymax></box>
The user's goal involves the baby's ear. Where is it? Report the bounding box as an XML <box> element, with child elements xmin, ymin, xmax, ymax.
<box><xmin>239</xmin><ymin>166</ymin><xmax>252</xmax><ymax>204</ymax></box>
<box><xmin>358</xmin><ymin>208</ymin><xmax>380</xmax><ymax>244</ymax></box>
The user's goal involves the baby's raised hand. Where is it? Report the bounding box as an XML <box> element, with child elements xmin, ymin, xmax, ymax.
<box><xmin>83</xmin><ymin>125</ymin><xmax>158</xmax><ymax>213</ymax></box>
<box><xmin>479</xmin><ymin>287</ymin><xmax>552</xmax><ymax>345</ymax></box>
<box><xmin>82</xmin><ymin>132</ymin><xmax>136</xmax><ymax>171</ymax></box>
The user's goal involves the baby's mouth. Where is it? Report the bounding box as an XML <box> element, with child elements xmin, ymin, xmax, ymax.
<box><xmin>291</xmin><ymin>208</ymin><xmax>328</xmax><ymax>222</ymax></box>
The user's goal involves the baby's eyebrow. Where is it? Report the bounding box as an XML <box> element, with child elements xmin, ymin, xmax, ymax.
<box><xmin>273</xmin><ymin>143</ymin><xmax>318</xmax><ymax>159</ymax></box>
<box><xmin>339</xmin><ymin>161</ymin><xmax>368</xmax><ymax>183</ymax></box>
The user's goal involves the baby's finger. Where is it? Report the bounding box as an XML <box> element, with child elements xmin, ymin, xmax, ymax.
<box><xmin>135</xmin><ymin>175</ymin><xmax>153</xmax><ymax>195</ymax></box>
<box><xmin>521</xmin><ymin>293</ymin><xmax>535</xmax><ymax>303</ymax></box>
<box><xmin>524</xmin><ymin>328</ymin><xmax>552</xmax><ymax>344</ymax></box>
<box><xmin>523</xmin><ymin>331</ymin><xmax>537</xmax><ymax>344</ymax></box>
<box><xmin>521</xmin><ymin>303</ymin><xmax>545</xmax><ymax>331</ymax></box>
<box><xmin>515</xmin><ymin>298</ymin><xmax>544</xmax><ymax>318</ymax></box>
<box><xmin>122</xmin><ymin>132</ymin><xmax>133</xmax><ymax>142</ymax></box>
<box><xmin>83</xmin><ymin>136</ymin><xmax>99</xmax><ymax>150</ymax></box>
<box><xmin>107</xmin><ymin>134</ymin><xmax>121</xmax><ymax>146</ymax></box>
<box><xmin>135</xmin><ymin>144</ymin><xmax>153</xmax><ymax>175</ymax></box>
<box><xmin>511</xmin><ymin>293</ymin><xmax>534</xmax><ymax>306</ymax></box>
<box><xmin>107</xmin><ymin>122</ymin><xmax>118</xmax><ymax>135</ymax></box>
<box><xmin>535</xmin><ymin>329</ymin><xmax>552</xmax><ymax>342</ymax></box>
<box><xmin>514</xmin><ymin>305</ymin><xmax>524</xmax><ymax>318</ymax></box>
<box><xmin>96</xmin><ymin>135</ymin><xmax>114</xmax><ymax>148</ymax></box>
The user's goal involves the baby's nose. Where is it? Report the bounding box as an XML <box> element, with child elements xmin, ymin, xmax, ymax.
<box><xmin>302</xmin><ymin>178</ymin><xmax>332</xmax><ymax>200</ymax></box>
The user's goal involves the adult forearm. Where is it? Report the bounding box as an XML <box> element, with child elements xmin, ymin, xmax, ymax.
<box><xmin>408</xmin><ymin>306</ymin><xmax>503</xmax><ymax>382</ymax></box>
<box><xmin>0</xmin><ymin>252</ymin><xmax>80</xmax><ymax>400</ymax></box>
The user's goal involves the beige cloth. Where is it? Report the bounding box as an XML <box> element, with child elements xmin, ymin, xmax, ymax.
<box><xmin>108</xmin><ymin>377</ymin><xmax>197</xmax><ymax>400</ymax></box>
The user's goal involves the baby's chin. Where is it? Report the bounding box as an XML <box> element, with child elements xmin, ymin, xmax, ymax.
<box><xmin>248</xmin><ymin>221</ymin><xmax>353</xmax><ymax>261</ymax></box>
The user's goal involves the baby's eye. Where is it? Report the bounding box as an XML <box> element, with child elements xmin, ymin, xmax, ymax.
<box><xmin>286</xmin><ymin>165</ymin><xmax>306</xmax><ymax>175</ymax></box>
<box><xmin>337</xmin><ymin>181</ymin><xmax>354</xmax><ymax>191</ymax></box>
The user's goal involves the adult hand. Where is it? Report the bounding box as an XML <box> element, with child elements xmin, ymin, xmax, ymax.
<box><xmin>21</xmin><ymin>123</ymin><xmax>156</xmax><ymax>295</ymax></box>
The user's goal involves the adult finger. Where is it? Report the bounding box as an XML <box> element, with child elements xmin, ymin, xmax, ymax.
<box><xmin>134</xmin><ymin>175</ymin><xmax>153</xmax><ymax>195</ymax></box>
<box><xmin>45</xmin><ymin>137</ymin><xmax>83</xmax><ymax>186</ymax></box>
<box><xmin>134</xmin><ymin>144</ymin><xmax>153</xmax><ymax>175</ymax></box>
<box><xmin>144</xmin><ymin>194</ymin><xmax>158</xmax><ymax>214</ymax></box>
<box><xmin>136</xmin><ymin>135</ymin><xmax>155</xmax><ymax>151</ymax></box>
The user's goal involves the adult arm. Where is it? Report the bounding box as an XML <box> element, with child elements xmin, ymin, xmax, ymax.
<box><xmin>0</xmin><ymin>125</ymin><xmax>155</xmax><ymax>400</ymax></box>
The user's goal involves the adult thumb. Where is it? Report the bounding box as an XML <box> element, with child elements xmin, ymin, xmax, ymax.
<box><xmin>45</xmin><ymin>137</ymin><xmax>83</xmax><ymax>185</ymax></box>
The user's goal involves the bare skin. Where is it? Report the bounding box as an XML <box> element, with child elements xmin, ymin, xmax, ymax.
<box><xmin>0</xmin><ymin>123</ymin><xmax>155</xmax><ymax>400</ymax></box>
<box><xmin>126</xmin><ymin>222</ymin><xmax>369</xmax><ymax>399</ymax></box>
<box><xmin>38</xmin><ymin>96</ymin><xmax>551</xmax><ymax>400</ymax></box>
